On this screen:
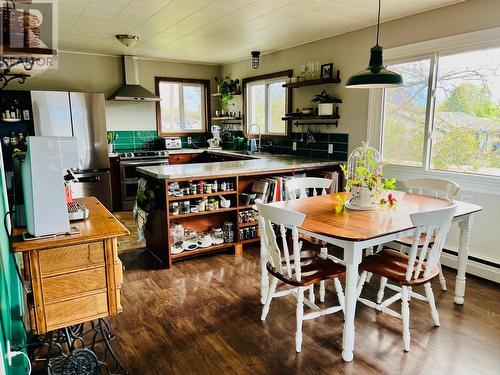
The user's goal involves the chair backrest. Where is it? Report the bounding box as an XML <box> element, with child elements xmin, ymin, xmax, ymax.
<box><xmin>403</xmin><ymin>178</ymin><xmax>460</xmax><ymax>200</ymax></box>
<box><xmin>255</xmin><ymin>200</ymin><xmax>306</xmax><ymax>282</ymax></box>
<box><xmin>285</xmin><ymin>177</ymin><xmax>333</xmax><ymax>200</ymax></box>
<box><xmin>405</xmin><ymin>204</ymin><xmax>457</xmax><ymax>281</ymax></box>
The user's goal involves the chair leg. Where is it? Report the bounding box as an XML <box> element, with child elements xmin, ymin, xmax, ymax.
<box><xmin>401</xmin><ymin>286</ymin><xmax>411</xmax><ymax>352</ymax></box>
<box><xmin>438</xmin><ymin>262</ymin><xmax>447</xmax><ymax>291</ymax></box>
<box><xmin>319</xmin><ymin>281</ymin><xmax>326</xmax><ymax>303</ymax></box>
<box><xmin>357</xmin><ymin>271</ymin><xmax>368</xmax><ymax>298</ymax></box>
<box><xmin>296</xmin><ymin>287</ymin><xmax>305</xmax><ymax>353</ymax></box>
<box><xmin>424</xmin><ymin>282</ymin><xmax>440</xmax><ymax>327</ymax></box>
<box><xmin>308</xmin><ymin>285</ymin><xmax>315</xmax><ymax>304</ymax></box>
<box><xmin>261</xmin><ymin>277</ymin><xmax>278</xmax><ymax>321</ymax></box>
<box><xmin>333</xmin><ymin>278</ymin><xmax>345</xmax><ymax>314</ymax></box>
<box><xmin>377</xmin><ymin>277</ymin><xmax>388</xmax><ymax>304</ymax></box>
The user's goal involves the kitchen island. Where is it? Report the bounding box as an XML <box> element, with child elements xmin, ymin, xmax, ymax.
<box><xmin>137</xmin><ymin>150</ymin><xmax>344</xmax><ymax>268</ymax></box>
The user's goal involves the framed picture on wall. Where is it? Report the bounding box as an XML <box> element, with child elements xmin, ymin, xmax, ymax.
<box><xmin>320</xmin><ymin>63</ymin><xmax>333</xmax><ymax>80</ymax></box>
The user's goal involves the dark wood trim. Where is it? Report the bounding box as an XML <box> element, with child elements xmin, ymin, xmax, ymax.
<box><xmin>155</xmin><ymin>76</ymin><xmax>211</xmax><ymax>137</ymax></box>
<box><xmin>242</xmin><ymin>69</ymin><xmax>293</xmax><ymax>139</ymax></box>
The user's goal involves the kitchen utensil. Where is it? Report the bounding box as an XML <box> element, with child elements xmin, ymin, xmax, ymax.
<box><xmin>197</xmin><ymin>233</ymin><xmax>213</xmax><ymax>248</ymax></box>
<box><xmin>182</xmin><ymin>241</ymin><xmax>198</xmax><ymax>251</ymax></box>
<box><xmin>219</xmin><ymin>195</ymin><xmax>231</xmax><ymax>208</ymax></box>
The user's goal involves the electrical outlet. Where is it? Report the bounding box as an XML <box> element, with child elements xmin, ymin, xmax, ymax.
<box><xmin>328</xmin><ymin>144</ymin><xmax>334</xmax><ymax>154</ymax></box>
<box><xmin>292</xmin><ymin>141</ymin><xmax>297</xmax><ymax>151</ymax></box>
<box><xmin>187</xmin><ymin>137</ymin><xmax>192</xmax><ymax>144</ymax></box>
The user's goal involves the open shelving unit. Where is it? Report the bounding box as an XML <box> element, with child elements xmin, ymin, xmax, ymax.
<box><xmin>142</xmin><ymin>164</ymin><xmax>344</xmax><ymax>268</ymax></box>
<box><xmin>281</xmin><ymin>114</ymin><xmax>340</xmax><ymax>121</ymax></box>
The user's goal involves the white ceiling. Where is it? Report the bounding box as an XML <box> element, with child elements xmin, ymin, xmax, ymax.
<box><xmin>58</xmin><ymin>0</ymin><xmax>464</xmax><ymax>64</ymax></box>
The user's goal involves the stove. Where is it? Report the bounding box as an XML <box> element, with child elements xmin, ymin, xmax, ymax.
<box><xmin>118</xmin><ymin>149</ymin><xmax>170</xmax><ymax>209</ymax></box>
<box><xmin>118</xmin><ymin>150</ymin><xmax>169</xmax><ymax>160</ymax></box>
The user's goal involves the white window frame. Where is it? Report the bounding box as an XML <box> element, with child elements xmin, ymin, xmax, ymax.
<box><xmin>368</xmin><ymin>27</ymin><xmax>500</xmax><ymax>195</ymax></box>
<box><xmin>246</xmin><ymin>76</ymin><xmax>288</xmax><ymax>136</ymax></box>
<box><xmin>157</xmin><ymin>80</ymin><xmax>207</xmax><ymax>134</ymax></box>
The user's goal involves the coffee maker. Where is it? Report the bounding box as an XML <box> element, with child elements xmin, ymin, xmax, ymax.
<box><xmin>208</xmin><ymin>125</ymin><xmax>222</xmax><ymax>149</ymax></box>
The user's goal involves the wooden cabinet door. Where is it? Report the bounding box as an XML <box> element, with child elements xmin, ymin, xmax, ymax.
<box><xmin>169</xmin><ymin>154</ymin><xmax>193</xmax><ymax>164</ymax></box>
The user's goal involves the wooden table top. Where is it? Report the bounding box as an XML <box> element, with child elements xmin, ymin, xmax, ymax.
<box><xmin>270</xmin><ymin>192</ymin><xmax>482</xmax><ymax>242</ymax></box>
<box><xmin>11</xmin><ymin>197</ymin><xmax>130</xmax><ymax>253</ymax></box>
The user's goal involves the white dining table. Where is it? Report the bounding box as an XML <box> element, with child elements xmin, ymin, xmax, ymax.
<box><xmin>264</xmin><ymin>192</ymin><xmax>482</xmax><ymax>362</ymax></box>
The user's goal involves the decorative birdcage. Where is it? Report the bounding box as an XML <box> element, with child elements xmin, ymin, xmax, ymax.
<box><xmin>344</xmin><ymin>142</ymin><xmax>384</xmax><ymax>209</ymax></box>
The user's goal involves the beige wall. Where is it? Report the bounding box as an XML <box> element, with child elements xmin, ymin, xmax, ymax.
<box><xmin>221</xmin><ymin>0</ymin><xmax>500</xmax><ymax>267</ymax></box>
<box><xmin>222</xmin><ymin>0</ymin><xmax>500</xmax><ymax>153</ymax></box>
<box><xmin>7</xmin><ymin>52</ymin><xmax>221</xmax><ymax>131</ymax></box>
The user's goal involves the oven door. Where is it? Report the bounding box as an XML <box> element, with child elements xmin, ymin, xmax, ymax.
<box><xmin>120</xmin><ymin>159</ymin><xmax>169</xmax><ymax>210</ymax></box>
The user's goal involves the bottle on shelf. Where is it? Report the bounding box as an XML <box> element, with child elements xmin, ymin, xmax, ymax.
<box><xmin>10</xmin><ymin>132</ymin><xmax>18</xmax><ymax>146</ymax></box>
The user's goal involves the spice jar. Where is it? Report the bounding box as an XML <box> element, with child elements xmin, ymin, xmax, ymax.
<box><xmin>204</xmin><ymin>182</ymin><xmax>212</xmax><ymax>194</ymax></box>
<box><xmin>197</xmin><ymin>180</ymin><xmax>204</xmax><ymax>194</ymax></box>
<box><xmin>189</xmin><ymin>181</ymin><xmax>197</xmax><ymax>195</ymax></box>
<box><xmin>207</xmin><ymin>197</ymin><xmax>216</xmax><ymax>211</ymax></box>
<box><xmin>212</xmin><ymin>227</ymin><xmax>224</xmax><ymax>244</ymax></box>
<box><xmin>212</xmin><ymin>180</ymin><xmax>218</xmax><ymax>192</ymax></box>
<box><xmin>223</xmin><ymin>221</ymin><xmax>235</xmax><ymax>243</ymax></box>
<box><xmin>170</xmin><ymin>202</ymin><xmax>179</xmax><ymax>215</ymax></box>
<box><xmin>180</xmin><ymin>201</ymin><xmax>190</xmax><ymax>214</ymax></box>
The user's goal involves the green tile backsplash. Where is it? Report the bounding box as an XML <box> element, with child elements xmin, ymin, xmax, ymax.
<box><xmin>108</xmin><ymin>129</ymin><xmax>348</xmax><ymax>161</ymax></box>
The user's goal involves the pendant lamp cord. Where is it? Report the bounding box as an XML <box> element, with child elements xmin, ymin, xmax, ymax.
<box><xmin>376</xmin><ymin>0</ymin><xmax>381</xmax><ymax>46</ymax></box>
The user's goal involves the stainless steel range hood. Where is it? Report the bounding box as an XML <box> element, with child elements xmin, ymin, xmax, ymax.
<box><xmin>109</xmin><ymin>56</ymin><xmax>160</xmax><ymax>102</ymax></box>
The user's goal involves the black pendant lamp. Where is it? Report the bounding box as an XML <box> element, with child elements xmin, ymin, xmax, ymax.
<box><xmin>345</xmin><ymin>0</ymin><xmax>403</xmax><ymax>89</ymax></box>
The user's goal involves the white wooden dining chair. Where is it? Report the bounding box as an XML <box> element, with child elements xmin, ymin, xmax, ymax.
<box><xmin>356</xmin><ymin>204</ymin><xmax>457</xmax><ymax>352</ymax></box>
<box><xmin>390</xmin><ymin>178</ymin><xmax>460</xmax><ymax>292</ymax></box>
<box><xmin>285</xmin><ymin>177</ymin><xmax>342</xmax><ymax>302</ymax></box>
<box><xmin>256</xmin><ymin>200</ymin><xmax>345</xmax><ymax>353</ymax></box>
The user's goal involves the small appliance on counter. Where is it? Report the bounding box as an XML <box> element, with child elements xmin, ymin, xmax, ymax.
<box><xmin>156</xmin><ymin>136</ymin><xmax>182</xmax><ymax>150</ymax></box>
<box><xmin>21</xmin><ymin>136</ymin><xmax>80</xmax><ymax>238</ymax></box>
<box><xmin>207</xmin><ymin>125</ymin><xmax>222</xmax><ymax>149</ymax></box>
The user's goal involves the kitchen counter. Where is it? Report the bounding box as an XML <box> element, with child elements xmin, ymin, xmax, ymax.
<box><xmin>137</xmin><ymin>149</ymin><xmax>342</xmax><ymax>180</ymax></box>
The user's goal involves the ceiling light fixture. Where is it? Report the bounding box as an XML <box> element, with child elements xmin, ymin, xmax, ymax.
<box><xmin>345</xmin><ymin>0</ymin><xmax>403</xmax><ymax>89</ymax></box>
<box><xmin>115</xmin><ymin>34</ymin><xmax>139</xmax><ymax>47</ymax></box>
<box><xmin>251</xmin><ymin>51</ymin><xmax>260</xmax><ymax>69</ymax></box>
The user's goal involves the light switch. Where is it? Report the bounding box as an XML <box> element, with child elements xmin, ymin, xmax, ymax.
<box><xmin>328</xmin><ymin>144</ymin><xmax>334</xmax><ymax>154</ymax></box>
<box><xmin>293</xmin><ymin>141</ymin><xmax>297</xmax><ymax>150</ymax></box>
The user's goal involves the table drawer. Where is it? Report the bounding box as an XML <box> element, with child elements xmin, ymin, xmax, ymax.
<box><xmin>45</xmin><ymin>291</ymin><xmax>109</xmax><ymax>331</ymax></box>
<box><xmin>42</xmin><ymin>267</ymin><xmax>107</xmax><ymax>303</ymax></box>
<box><xmin>39</xmin><ymin>242</ymin><xmax>105</xmax><ymax>277</ymax></box>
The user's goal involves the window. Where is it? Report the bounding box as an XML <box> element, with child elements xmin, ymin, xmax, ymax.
<box><xmin>381</xmin><ymin>46</ymin><xmax>500</xmax><ymax>177</ymax></box>
<box><xmin>155</xmin><ymin>77</ymin><xmax>209</xmax><ymax>134</ymax></box>
<box><xmin>243</xmin><ymin>70</ymin><xmax>292</xmax><ymax>136</ymax></box>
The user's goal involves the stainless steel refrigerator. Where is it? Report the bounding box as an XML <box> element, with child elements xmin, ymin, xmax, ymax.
<box><xmin>31</xmin><ymin>91</ymin><xmax>112</xmax><ymax>210</ymax></box>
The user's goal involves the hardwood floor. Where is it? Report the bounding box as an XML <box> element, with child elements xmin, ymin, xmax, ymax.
<box><xmin>110</xmin><ymin>244</ymin><xmax>500</xmax><ymax>375</ymax></box>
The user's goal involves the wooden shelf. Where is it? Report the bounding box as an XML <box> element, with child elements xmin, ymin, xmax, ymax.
<box><xmin>169</xmin><ymin>207</ymin><xmax>237</xmax><ymax>219</ymax></box>
<box><xmin>211</xmin><ymin>92</ymin><xmax>241</xmax><ymax>97</ymax></box>
<box><xmin>171</xmin><ymin>242</ymin><xmax>235</xmax><ymax>259</ymax></box>
<box><xmin>238</xmin><ymin>221</ymin><xmax>259</xmax><ymax>228</ymax></box>
<box><xmin>281</xmin><ymin>114</ymin><xmax>340</xmax><ymax>121</ymax></box>
<box><xmin>238</xmin><ymin>237</ymin><xmax>260</xmax><ymax>245</ymax></box>
<box><xmin>238</xmin><ymin>205</ymin><xmax>256</xmax><ymax>210</ymax></box>
<box><xmin>211</xmin><ymin>117</ymin><xmax>242</xmax><ymax>121</ymax></box>
<box><xmin>169</xmin><ymin>191</ymin><xmax>237</xmax><ymax>201</ymax></box>
<box><xmin>282</xmin><ymin>77</ymin><xmax>341</xmax><ymax>88</ymax></box>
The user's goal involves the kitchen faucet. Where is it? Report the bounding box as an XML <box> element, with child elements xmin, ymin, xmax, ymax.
<box><xmin>248</xmin><ymin>123</ymin><xmax>262</xmax><ymax>153</ymax></box>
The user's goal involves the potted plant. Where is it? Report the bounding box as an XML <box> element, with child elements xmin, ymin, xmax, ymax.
<box><xmin>215</xmin><ymin>77</ymin><xmax>240</xmax><ymax>102</ymax></box>
<box><xmin>107</xmin><ymin>132</ymin><xmax>118</xmax><ymax>153</ymax></box>
<box><xmin>339</xmin><ymin>143</ymin><xmax>397</xmax><ymax>209</ymax></box>
<box><xmin>312</xmin><ymin>90</ymin><xmax>342</xmax><ymax>116</ymax></box>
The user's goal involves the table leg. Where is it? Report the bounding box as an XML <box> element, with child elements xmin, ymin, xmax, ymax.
<box><xmin>342</xmin><ymin>243</ymin><xmax>362</xmax><ymax>362</ymax></box>
<box><xmin>455</xmin><ymin>215</ymin><xmax>472</xmax><ymax>305</ymax></box>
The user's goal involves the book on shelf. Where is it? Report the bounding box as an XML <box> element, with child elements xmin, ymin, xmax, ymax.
<box><xmin>251</xmin><ymin>180</ymin><xmax>269</xmax><ymax>203</ymax></box>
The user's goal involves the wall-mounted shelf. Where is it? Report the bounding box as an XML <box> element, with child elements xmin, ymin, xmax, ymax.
<box><xmin>282</xmin><ymin>114</ymin><xmax>339</xmax><ymax>121</ymax></box>
<box><xmin>282</xmin><ymin>71</ymin><xmax>341</xmax><ymax>88</ymax></box>
<box><xmin>211</xmin><ymin>117</ymin><xmax>242</xmax><ymax>122</ymax></box>
<box><xmin>211</xmin><ymin>92</ymin><xmax>241</xmax><ymax>98</ymax></box>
